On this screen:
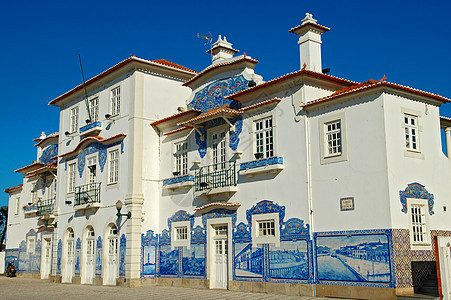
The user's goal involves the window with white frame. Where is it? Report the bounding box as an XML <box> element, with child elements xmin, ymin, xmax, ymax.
<box><xmin>111</xmin><ymin>86</ymin><xmax>120</xmax><ymax>116</ymax></box>
<box><xmin>30</xmin><ymin>182</ymin><xmax>38</xmax><ymax>204</ymax></box>
<box><xmin>108</xmin><ymin>149</ymin><xmax>119</xmax><ymax>184</ymax></box>
<box><xmin>172</xmin><ymin>221</ymin><xmax>190</xmax><ymax>248</ymax></box>
<box><xmin>27</xmin><ymin>237</ymin><xmax>35</xmax><ymax>254</ymax></box>
<box><xmin>255</xmin><ymin>116</ymin><xmax>274</xmax><ymax>159</ymax></box>
<box><xmin>404</xmin><ymin>114</ymin><xmax>419</xmax><ymax>151</ymax></box>
<box><xmin>320</xmin><ymin>113</ymin><xmax>347</xmax><ymax>164</ymax></box>
<box><xmin>70</xmin><ymin>107</ymin><xmax>79</xmax><ymax>133</ymax></box>
<box><xmin>86</xmin><ymin>156</ymin><xmax>97</xmax><ymax>184</ymax></box>
<box><xmin>252</xmin><ymin>213</ymin><xmax>280</xmax><ymax>247</ymax></box>
<box><xmin>408</xmin><ymin>199</ymin><xmax>430</xmax><ymax>248</ymax></box>
<box><xmin>325</xmin><ymin>120</ymin><xmax>342</xmax><ymax>157</ymax></box>
<box><xmin>174</xmin><ymin>142</ymin><xmax>188</xmax><ymax>176</ymax></box>
<box><xmin>89</xmin><ymin>97</ymin><xmax>99</xmax><ymax>122</ymax></box>
<box><xmin>175</xmin><ymin>226</ymin><xmax>187</xmax><ymax>241</ymax></box>
<box><xmin>68</xmin><ymin>163</ymin><xmax>76</xmax><ymax>193</ymax></box>
<box><xmin>258</xmin><ymin>220</ymin><xmax>275</xmax><ymax>236</ymax></box>
<box><xmin>15</xmin><ymin>197</ymin><xmax>20</xmax><ymax>216</ymax></box>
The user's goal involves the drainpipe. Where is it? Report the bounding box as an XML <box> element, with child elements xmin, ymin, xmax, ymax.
<box><xmin>304</xmin><ymin>108</ymin><xmax>316</xmax><ymax>295</ymax></box>
<box><xmin>445</xmin><ymin>127</ymin><xmax>451</xmax><ymax>159</ymax></box>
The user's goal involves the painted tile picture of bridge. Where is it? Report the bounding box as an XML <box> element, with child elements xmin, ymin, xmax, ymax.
<box><xmin>269</xmin><ymin>240</ymin><xmax>309</xmax><ymax>280</ymax></box>
<box><xmin>234</xmin><ymin>243</ymin><xmax>263</xmax><ymax>278</ymax></box>
<box><xmin>316</xmin><ymin>233</ymin><xmax>390</xmax><ymax>283</ymax></box>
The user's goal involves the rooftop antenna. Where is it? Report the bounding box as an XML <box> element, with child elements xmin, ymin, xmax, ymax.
<box><xmin>197</xmin><ymin>32</ymin><xmax>213</xmax><ymax>61</ymax></box>
<box><xmin>78</xmin><ymin>54</ymin><xmax>92</xmax><ymax>123</ymax></box>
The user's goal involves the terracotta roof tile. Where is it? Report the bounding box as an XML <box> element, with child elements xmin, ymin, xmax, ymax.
<box><xmin>240</xmin><ymin>98</ymin><xmax>282</xmax><ymax>112</ymax></box>
<box><xmin>151</xmin><ymin>59</ymin><xmax>198</xmax><ymax>74</ymax></box>
<box><xmin>177</xmin><ymin>105</ymin><xmax>242</xmax><ymax>127</ymax></box>
<box><xmin>194</xmin><ymin>202</ymin><xmax>241</xmax><ymax>212</ymax></box>
<box><xmin>151</xmin><ymin>109</ymin><xmax>201</xmax><ymax>126</ymax></box>
<box><xmin>4</xmin><ymin>184</ymin><xmax>23</xmax><ymax>193</ymax></box>
<box><xmin>182</xmin><ymin>56</ymin><xmax>259</xmax><ymax>87</ymax></box>
<box><xmin>163</xmin><ymin>127</ymin><xmax>191</xmax><ymax>136</ymax></box>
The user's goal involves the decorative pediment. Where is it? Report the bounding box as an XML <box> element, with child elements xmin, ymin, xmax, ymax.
<box><xmin>142</xmin><ymin>230</ymin><xmax>158</xmax><ymax>246</ymax></box>
<box><xmin>191</xmin><ymin>226</ymin><xmax>206</xmax><ymax>244</ymax></box>
<box><xmin>280</xmin><ymin>218</ymin><xmax>309</xmax><ymax>241</ymax></box>
<box><xmin>233</xmin><ymin>222</ymin><xmax>251</xmax><ymax>243</ymax></box>
<box><xmin>246</xmin><ymin>200</ymin><xmax>286</xmax><ymax>226</ymax></box>
<box><xmin>399</xmin><ymin>182</ymin><xmax>434</xmax><ymax>215</ymax></box>
<box><xmin>201</xmin><ymin>208</ymin><xmax>237</xmax><ymax>227</ymax></box>
<box><xmin>168</xmin><ymin>210</ymin><xmax>194</xmax><ymax>231</ymax></box>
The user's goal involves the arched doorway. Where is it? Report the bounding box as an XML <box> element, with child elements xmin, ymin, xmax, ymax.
<box><xmin>63</xmin><ymin>228</ymin><xmax>75</xmax><ymax>283</ymax></box>
<box><xmin>83</xmin><ymin>226</ymin><xmax>95</xmax><ymax>284</ymax></box>
<box><xmin>104</xmin><ymin>223</ymin><xmax>118</xmax><ymax>285</ymax></box>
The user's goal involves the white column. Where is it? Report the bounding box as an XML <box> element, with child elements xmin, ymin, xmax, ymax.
<box><xmin>446</xmin><ymin>127</ymin><xmax>451</xmax><ymax>159</ymax></box>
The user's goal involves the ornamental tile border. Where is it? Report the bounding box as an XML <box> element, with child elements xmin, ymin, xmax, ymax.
<box><xmin>240</xmin><ymin>157</ymin><xmax>283</xmax><ymax>171</ymax></box>
<box><xmin>163</xmin><ymin>175</ymin><xmax>194</xmax><ymax>186</ymax></box>
<box><xmin>79</xmin><ymin>121</ymin><xmax>101</xmax><ymax>133</ymax></box>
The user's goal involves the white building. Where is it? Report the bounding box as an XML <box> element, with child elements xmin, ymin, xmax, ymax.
<box><xmin>5</xmin><ymin>13</ymin><xmax>451</xmax><ymax>299</ymax></box>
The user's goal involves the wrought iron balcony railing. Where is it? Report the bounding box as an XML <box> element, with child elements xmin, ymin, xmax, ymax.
<box><xmin>37</xmin><ymin>198</ymin><xmax>55</xmax><ymax>215</ymax></box>
<box><xmin>74</xmin><ymin>183</ymin><xmax>101</xmax><ymax>206</ymax></box>
<box><xmin>194</xmin><ymin>161</ymin><xmax>236</xmax><ymax>192</ymax></box>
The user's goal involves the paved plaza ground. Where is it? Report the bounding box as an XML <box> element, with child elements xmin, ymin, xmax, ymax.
<box><xmin>0</xmin><ymin>276</ymin><xmax>338</xmax><ymax>300</ymax></box>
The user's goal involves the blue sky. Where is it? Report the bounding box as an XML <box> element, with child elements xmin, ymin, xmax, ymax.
<box><xmin>1</xmin><ymin>0</ymin><xmax>450</xmax><ymax>207</ymax></box>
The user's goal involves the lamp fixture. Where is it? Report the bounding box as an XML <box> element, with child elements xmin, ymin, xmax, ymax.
<box><xmin>322</xmin><ymin>68</ymin><xmax>330</xmax><ymax>74</ymax></box>
<box><xmin>64</xmin><ymin>131</ymin><xmax>70</xmax><ymax>136</ymax></box>
<box><xmin>42</xmin><ymin>213</ymin><xmax>57</xmax><ymax>229</ymax></box>
<box><xmin>172</xmin><ymin>171</ymin><xmax>180</xmax><ymax>176</ymax></box>
<box><xmin>105</xmin><ymin>114</ymin><xmax>111</xmax><ymax>119</ymax></box>
<box><xmin>248</xmin><ymin>80</ymin><xmax>256</xmax><ymax>87</ymax></box>
<box><xmin>85</xmin><ymin>119</ymin><xmax>91</xmax><ymax>124</ymax></box>
<box><xmin>65</xmin><ymin>200</ymin><xmax>72</xmax><ymax>205</ymax></box>
<box><xmin>116</xmin><ymin>200</ymin><xmax>131</xmax><ymax>220</ymax></box>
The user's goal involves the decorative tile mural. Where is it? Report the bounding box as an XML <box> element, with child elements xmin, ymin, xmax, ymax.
<box><xmin>235</xmin><ymin>243</ymin><xmax>263</xmax><ymax>278</ymax></box>
<box><xmin>39</xmin><ymin>144</ymin><xmax>58</xmax><ymax>164</ymax></box>
<box><xmin>269</xmin><ymin>240</ymin><xmax>309</xmax><ymax>280</ymax></box>
<box><xmin>315</xmin><ymin>231</ymin><xmax>392</xmax><ymax>285</ymax></box>
<box><xmin>119</xmin><ymin>234</ymin><xmax>126</xmax><ymax>278</ymax></box>
<box><xmin>188</xmin><ymin>75</ymin><xmax>248</xmax><ymax>158</ymax></box>
<box><xmin>240</xmin><ymin>157</ymin><xmax>284</xmax><ymax>172</ymax></box>
<box><xmin>159</xmin><ymin>245</ymin><xmax>179</xmax><ymax>276</ymax></box>
<box><xmin>399</xmin><ymin>182</ymin><xmax>434</xmax><ymax>215</ymax></box>
<box><xmin>141</xmin><ymin>230</ymin><xmax>157</xmax><ymax>277</ymax></box>
<box><xmin>182</xmin><ymin>244</ymin><xmax>205</xmax><ymax>276</ymax></box>
<box><xmin>163</xmin><ymin>175</ymin><xmax>194</xmax><ymax>186</ymax></box>
<box><xmin>96</xmin><ymin>236</ymin><xmax>102</xmax><ymax>278</ymax></box>
<box><xmin>75</xmin><ymin>238</ymin><xmax>81</xmax><ymax>276</ymax></box>
<box><xmin>57</xmin><ymin>239</ymin><xmax>62</xmax><ymax>275</ymax></box>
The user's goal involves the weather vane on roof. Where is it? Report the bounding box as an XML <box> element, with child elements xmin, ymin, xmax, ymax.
<box><xmin>197</xmin><ymin>32</ymin><xmax>213</xmax><ymax>61</ymax></box>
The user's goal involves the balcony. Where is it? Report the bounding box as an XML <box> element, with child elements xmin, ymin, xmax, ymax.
<box><xmin>74</xmin><ymin>182</ymin><xmax>101</xmax><ymax>210</ymax></box>
<box><xmin>163</xmin><ymin>174</ymin><xmax>194</xmax><ymax>190</ymax></box>
<box><xmin>194</xmin><ymin>162</ymin><xmax>237</xmax><ymax>197</ymax></box>
<box><xmin>23</xmin><ymin>204</ymin><xmax>39</xmax><ymax>216</ymax></box>
<box><xmin>37</xmin><ymin>198</ymin><xmax>55</xmax><ymax>216</ymax></box>
<box><xmin>79</xmin><ymin>121</ymin><xmax>102</xmax><ymax>137</ymax></box>
<box><xmin>239</xmin><ymin>156</ymin><xmax>284</xmax><ymax>177</ymax></box>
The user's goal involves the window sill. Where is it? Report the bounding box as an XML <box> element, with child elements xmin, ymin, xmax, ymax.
<box><xmin>411</xmin><ymin>243</ymin><xmax>432</xmax><ymax>251</ymax></box>
<box><xmin>404</xmin><ymin>149</ymin><xmax>424</xmax><ymax>159</ymax></box>
<box><xmin>194</xmin><ymin>185</ymin><xmax>238</xmax><ymax>197</ymax></box>
<box><xmin>74</xmin><ymin>202</ymin><xmax>101</xmax><ymax>211</ymax></box>
<box><xmin>239</xmin><ymin>156</ymin><xmax>284</xmax><ymax>177</ymax></box>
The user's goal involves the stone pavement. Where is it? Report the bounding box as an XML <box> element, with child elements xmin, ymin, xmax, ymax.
<box><xmin>0</xmin><ymin>276</ymin><xmax>338</xmax><ymax>300</ymax></box>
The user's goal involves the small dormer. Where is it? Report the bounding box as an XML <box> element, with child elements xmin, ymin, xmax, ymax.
<box><xmin>206</xmin><ymin>35</ymin><xmax>239</xmax><ymax>64</ymax></box>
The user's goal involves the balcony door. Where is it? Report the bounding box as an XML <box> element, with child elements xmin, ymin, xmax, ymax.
<box><xmin>210</xmin><ymin>130</ymin><xmax>227</xmax><ymax>170</ymax></box>
<box><xmin>63</xmin><ymin>229</ymin><xmax>75</xmax><ymax>283</ymax></box>
<box><xmin>87</xmin><ymin>156</ymin><xmax>97</xmax><ymax>184</ymax></box>
<box><xmin>84</xmin><ymin>227</ymin><xmax>95</xmax><ymax>284</ymax></box>
<box><xmin>105</xmin><ymin>224</ymin><xmax>119</xmax><ymax>286</ymax></box>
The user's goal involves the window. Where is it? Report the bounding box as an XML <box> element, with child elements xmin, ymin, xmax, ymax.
<box><xmin>408</xmin><ymin>199</ymin><xmax>431</xmax><ymax>249</ymax></box>
<box><xmin>14</xmin><ymin>197</ymin><xmax>20</xmax><ymax>216</ymax></box>
<box><xmin>31</xmin><ymin>183</ymin><xmax>37</xmax><ymax>204</ymax></box>
<box><xmin>171</xmin><ymin>220</ymin><xmax>190</xmax><ymax>248</ymax></box>
<box><xmin>27</xmin><ymin>237</ymin><xmax>35</xmax><ymax>254</ymax></box>
<box><xmin>258</xmin><ymin>220</ymin><xmax>275</xmax><ymax>236</ymax></box>
<box><xmin>174</xmin><ymin>142</ymin><xmax>188</xmax><ymax>175</ymax></box>
<box><xmin>251</xmin><ymin>212</ymin><xmax>280</xmax><ymax>247</ymax></box>
<box><xmin>70</xmin><ymin>107</ymin><xmax>79</xmax><ymax>133</ymax></box>
<box><xmin>111</xmin><ymin>87</ymin><xmax>120</xmax><ymax>116</ymax></box>
<box><xmin>175</xmin><ymin>227</ymin><xmax>187</xmax><ymax>241</ymax></box>
<box><xmin>89</xmin><ymin>98</ymin><xmax>99</xmax><ymax>122</ymax></box>
<box><xmin>87</xmin><ymin>156</ymin><xmax>97</xmax><ymax>184</ymax></box>
<box><xmin>68</xmin><ymin>163</ymin><xmax>76</xmax><ymax>193</ymax></box>
<box><xmin>108</xmin><ymin>150</ymin><xmax>119</xmax><ymax>184</ymax></box>
<box><xmin>404</xmin><ymin>114</ymin><xmax>419</xmax><ymax>151</ymax></box>
<box><xmin>325</xmin><ymin>120</ymin><xmax>342</xmax><ymax>157</ymax></box>
<box><xmin>320</xmin><ymin>113</ymin><xmax>347</xmax><ymax>164</ymax></box>
<box><xmin>255</xmin><ymin>117</ymin><xmax>274</xmax><ymax>159</ymax></box>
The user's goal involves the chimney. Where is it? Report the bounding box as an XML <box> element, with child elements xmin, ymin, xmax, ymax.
<box><xmin>206</xmin><ymin>35</ymin><xmax>239</xmax><ymax>64</ymax></box>
<box><xmin>289</xmin><ymin>13</ymin><xmax>330</xmax><ymax>72</ymax></box>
